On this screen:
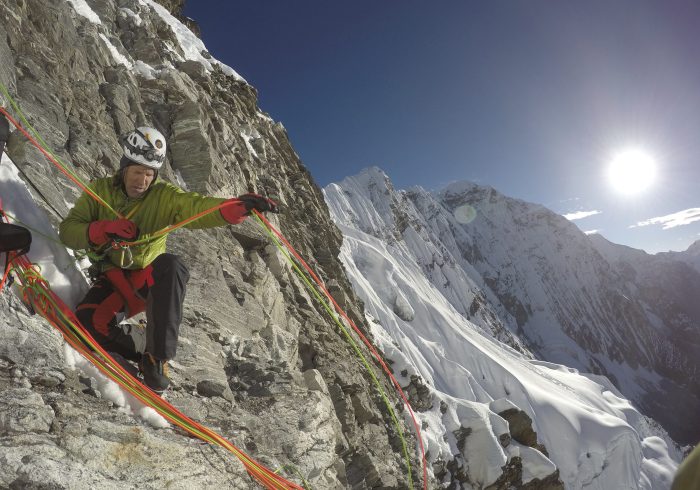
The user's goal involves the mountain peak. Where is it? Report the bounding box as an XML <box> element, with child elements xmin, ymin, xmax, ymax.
<box><xmin>686</xmin><ymin>239</ymin><xmax>700</xmax><ymax>255</ymax></box>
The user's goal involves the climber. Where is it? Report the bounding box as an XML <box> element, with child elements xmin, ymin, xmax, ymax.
<box><xmin>59</xmin><ymin>126</ymin><xmax>278</xmax><ymax>394</ymax></box>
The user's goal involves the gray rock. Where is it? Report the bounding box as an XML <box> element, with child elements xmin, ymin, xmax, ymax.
<box><xmin>0</xmin><ymin>388</ymin><xmax>54</xmax><ymax>434</ymax></box>
<box><xmin>403</xmin><ymin>374</ymin><xmax>433</xmax><ymax>412</ymax></box>
<box><xmin>498</xmin><ymin>407</ymin><xmax>538</xmax><ymax>448</ymax></box>
<box><xmin>196</xmin><ymin>378</ymin><xmax>234</xmax><ymax>402</ymax></box>
<box><xmin>303</xmin><ymin>368</ymin><xmax>328</xmax><ymax>394</ymax></box>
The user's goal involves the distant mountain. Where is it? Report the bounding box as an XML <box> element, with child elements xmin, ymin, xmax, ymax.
<box><xmin>324</xmin><ymin>166</ymin><xmax>688</xmax><ymax>488</ymax></box>
<box><xmin>433</xmin><ymin>179</ymin><xmax>700</xmax><ymax>445</ymax></box>
<box><xmin>658</xmin><ymin>238</ymin><xmax>700</xmax><ymax>274</ymax></box>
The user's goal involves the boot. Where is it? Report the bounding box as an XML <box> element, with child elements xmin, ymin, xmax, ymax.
<box><xmin>138</xmin><ymin>352</ymin><xmax>170</xmax><ymax>394</ymax></box>
<box><xmin>107</xmin><ymin>351</ymin><xmax>139</xmax><ymax>378</ymax></box>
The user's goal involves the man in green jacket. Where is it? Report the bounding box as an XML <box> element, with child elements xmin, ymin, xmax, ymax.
<box><xmin>59</xmin><ymin>126</ymin><xmax>277</xmax><ymax>393</ymax></box>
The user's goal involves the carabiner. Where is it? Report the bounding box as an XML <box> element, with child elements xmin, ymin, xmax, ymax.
<box><xmin>111</xmin><ymin>241</ymin><xmax>134</xmax><ymax>268</ymax></box>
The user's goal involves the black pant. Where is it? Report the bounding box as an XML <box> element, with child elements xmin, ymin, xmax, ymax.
<box><xmin>75</xmin><ymin>253</ymin><xmax>189</xmax><ymax>361</ymax></box>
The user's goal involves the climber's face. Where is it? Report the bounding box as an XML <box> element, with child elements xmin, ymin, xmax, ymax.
<box><xmin>123</xmin><ymin>164</ymin><xmax>156</xmax><ymax>198</ymax></box>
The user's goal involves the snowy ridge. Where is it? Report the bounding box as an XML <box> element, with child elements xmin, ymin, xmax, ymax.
<box><xmin>64</xmin><ymin>0</ymin><xmax>244</xmax><ymax>81</ymax></box>
<box><xmin>431</xmin><ymin>177</ymin><xmax>700</xmax><ymax>443</ymax></box>
<box><xmin>326</xmin><ymin>167</ymin><xmax>528</xmax><ymax>352</ymax></box>
<box><xmin>324</xmin><ymin>167</ymin><xmax>680</xmax><ymax>489</ymax></box>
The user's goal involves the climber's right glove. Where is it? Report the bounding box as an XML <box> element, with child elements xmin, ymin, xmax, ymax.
<box><xmin>88</xmin><ymin>219</ymin><xmax>138</xmax><ymax>246</ymax></box>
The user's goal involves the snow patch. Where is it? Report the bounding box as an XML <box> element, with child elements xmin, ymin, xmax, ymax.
<box><xmin>63</xmin><ymin>345</ymin><xmax>168</xmax><ymax>429</ymax></box>
<box><xmin>139</xmin><ymin>0</ymin><xmax>244</xmax><ymax>81</ymax></box>
<box><xmin>516</xmin><ymin>443</ymin><xmax>557</xmax><ymax>484</ymax></box>
<box><xmin>99</xmin><ymin>34</ymin><xmax>133</xmax><ymax>69</ymax></box>
<box><xmin>65</xmin><ymin>0</ymin><xmax>102</xmax><ymax>24</ymax></box>
<box><xmin>118</xmin><ymin>7</ymin><xmax>142</xmax><ymax>26</ymax></box>
<box><xmin>393</xmin><ymin>289</ymin><xmax>415</xmax><ymax>321</ymax></box>
<box><xmin>133</xmin><ymin>60</ymin><xmax>158</xmax><ymax>80</ymax></box>
<box><xmin>240</xmin><ymin>126</ymin><xmax>261</xmax><ymax>158</ymax></box>
<box><xmin>0</xmin><ymin>153</ymin><xmax>88</xmax><ymax>308</ymax></box>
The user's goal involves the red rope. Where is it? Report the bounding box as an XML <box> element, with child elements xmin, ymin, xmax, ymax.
<box><xmin>1</xmin><ymin>101</ymin><xmax>426</xmax><ymax>486</ymax></box>
<box><xmin>253</xmin><ymin>211</ymin><xmax>428</xmax><ymax>489</ymax></box>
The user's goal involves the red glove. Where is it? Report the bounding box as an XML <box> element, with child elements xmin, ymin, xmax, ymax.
<box><xmin>88</xmin><ymin>219</ymin><xmax>138</xmax><ymax>246</ymax></box>
<box><xmin>220</xmin><ymin>199</ymin><xmax>248</xmax><ymax>225</ymax></box>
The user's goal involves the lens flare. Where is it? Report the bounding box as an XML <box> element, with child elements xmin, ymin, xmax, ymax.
<box><xmin>454</xmin><ymin>204</ymin><xmax>477</xmax><ymax>224</ymax></box>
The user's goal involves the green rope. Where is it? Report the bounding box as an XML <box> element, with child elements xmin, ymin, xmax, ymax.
<box><xmin>253</xmin><ymin>215</ymin><xmax>415</xmax><ymax>489</ymax></box>
<box><xmin>17</xmin><ymin>265</ymin><xmax>305</xmax><ymax>488</ymax></box>
<box><xmin>274</xmin><ymin>466</ymin><xmax>311</xmax><ymax>490</ymax></box>
<box><xmin>19</xmin><ymin>269</ymin><xmax>225</xmax><ymax>445</ymax></box>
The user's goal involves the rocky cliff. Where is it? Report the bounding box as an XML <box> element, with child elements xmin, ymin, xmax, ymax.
<box><xmin>0</xmin><ymin>1</ymin><xmax>427</xmax><ymax>488</ymax></box>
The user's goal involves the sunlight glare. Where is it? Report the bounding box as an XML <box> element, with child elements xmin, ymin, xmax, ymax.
<box><xmin>607</xmin><ymin>149</ymin><xmax>656</xmax><ymax>195</ymax></box>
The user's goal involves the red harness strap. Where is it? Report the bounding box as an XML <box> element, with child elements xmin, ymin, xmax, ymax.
<box><xmin>103</xmin><ymin>266</ymin><xmax>153</xmax><ymax>318</ymax></box>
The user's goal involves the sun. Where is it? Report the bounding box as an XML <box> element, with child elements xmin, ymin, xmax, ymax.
<box><xmin>607</xmin><ymin>148</ymin><xmax>657</xmax><ymax>195</ymax></box>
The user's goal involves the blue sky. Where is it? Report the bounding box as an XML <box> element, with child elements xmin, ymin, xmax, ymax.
<box><xmin>183</xmin><ymin>1</ymin><xmax>700</xmax><ymax>253</ymax></box>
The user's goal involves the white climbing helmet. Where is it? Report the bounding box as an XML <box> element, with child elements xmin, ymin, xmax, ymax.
<box><xmin>121</xmin><ymin>126</ymin><xmax>167</xmax><ymax>169</ymax></box>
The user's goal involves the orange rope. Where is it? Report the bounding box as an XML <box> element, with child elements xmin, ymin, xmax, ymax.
<box><xmin>12</xmin><ymin>253</ymin><xmax>302</xmax><ymax>490</ymax></box>
<box><xmin>0</xmin><ymin>204</ymin><xmax>302</xmax><ymax>490</ymax></box>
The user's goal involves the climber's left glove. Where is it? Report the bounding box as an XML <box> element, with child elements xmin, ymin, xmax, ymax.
<box><xmin>237</xmin><ymin>193</ymin><xmax>279</xmax><ymax>215</ymax></box>
<box><xmin>220</xmin><ymin>194</ymin><xmax>279</xmax><ymax>225</ymax></box>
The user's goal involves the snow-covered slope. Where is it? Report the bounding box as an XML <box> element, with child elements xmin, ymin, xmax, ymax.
<box><xmin>324</xmin><ymin>167</ymin><xmax>682</xmax><ymax>489</ymax></box>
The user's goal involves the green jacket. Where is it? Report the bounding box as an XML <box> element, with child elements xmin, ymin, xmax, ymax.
<box><xmin>59</xmin><ymin>175</ymin><xmax>233</xmax><ymax>270</ymax></box>
<box><xmin>673</xmin><ymin>444</ymin><xmax>700</xmax><ymax>490</ymax></box>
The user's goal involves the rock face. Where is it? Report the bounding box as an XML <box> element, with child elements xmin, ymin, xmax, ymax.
<box><xmin>0</xmin><ymin>1</ymin><xmax>425</xmax><ymax>488</ymax></box>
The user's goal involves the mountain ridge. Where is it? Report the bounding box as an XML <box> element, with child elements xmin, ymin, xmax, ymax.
<box><xmin>324</xmin><ymin>166</ymin><xmax>682</xmax><ymax>488</ymax></box>
<box><xmin>327</xmin><ymin>166</ymin><xmax>699</xmax><ymax>447</ymax></box>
